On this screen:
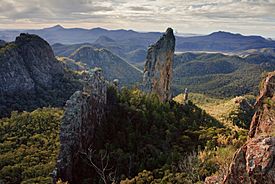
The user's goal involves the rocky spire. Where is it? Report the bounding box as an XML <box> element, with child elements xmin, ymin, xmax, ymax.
<box><xmin>223</xmin><ymin>71</ymin><xmax>275</xmax><ymax>184</ymax></box>
<box><xmin>143</xmin><ymin>28</ymin><xmax>175</xmax><ymax>102</ymax></box>
<box><xmin>54</xmin><ymin>68</ymin><xmax>107</xmax><ymax>183</ymax></box>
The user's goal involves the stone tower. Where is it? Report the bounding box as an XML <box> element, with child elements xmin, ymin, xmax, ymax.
<box><xmin>143</xmin><ymin>28</ymin><xmax>175</xmax><ymax>102</ymax></box>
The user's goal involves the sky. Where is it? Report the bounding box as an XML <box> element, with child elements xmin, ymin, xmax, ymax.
<box><xmin>0</xmin><ymin>0</ymin><xmax>274</xmax><ymax>37</ymax></box>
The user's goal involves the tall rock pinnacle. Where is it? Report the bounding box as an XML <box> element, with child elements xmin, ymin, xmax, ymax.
<box><xmin>143</xmin><ymin>28</ymin><xmax>175</xmax><ymax>102</ymax></box>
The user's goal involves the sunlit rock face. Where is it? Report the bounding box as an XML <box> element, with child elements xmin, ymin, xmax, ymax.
<box><xmin>223</xmin><ymin>71</ymin><xmax>275</xmax><ymax>184</ymax></box>
<box><xmin>143</xmin><ymin>28</ymin><xmax>175</xmax><ymax>102</ymax></box>
<box><xmin>54</xmin><ymin>68</ymin><xmax>107</xmax><ymax>183</ymax></box>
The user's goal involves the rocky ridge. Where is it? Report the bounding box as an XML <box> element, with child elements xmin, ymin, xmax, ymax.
<box><xmin>0</xmin><ymin>33</ymin><xmax>81</xmax><ymax>117</ymax></box>
<box><xmin>223</xmin><ymin>71</ymin><xmax>275</xmax><ymax>184</ymax></box>
<box><xmin>54</xmin><ymin>68</ymin><xmax>108</xmax><ymax>183</ymax></box>
<box><xmin>0</xmin><ymin>33</ymin><xmax>64</xmax><ymax>94</ymax></box>
<box><xmin>143</xmin><ymin>28</ymin><xmax>175</xmax><ymax>102</ymax></box>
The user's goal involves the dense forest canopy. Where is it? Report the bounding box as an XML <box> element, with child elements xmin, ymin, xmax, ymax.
<box><xmin>0</xmin><ymin>88</ymin><xmax>249</xmax><ymax>184</ymax></box>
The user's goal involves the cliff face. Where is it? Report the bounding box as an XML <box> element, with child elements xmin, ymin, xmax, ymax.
<box><xmin>0</xmin><ymin>33</ymin><xmax>80</xmax><ymax>117</ymax></box>
<box><xmin>55</xmin><ymin>68</ymin><xmax>108</xmax><ymax>183</ymax></box>
<box><xmin>248</xmin><ymin>72</ymin><xmax>275</xmax><ymax>138</ymax></box>
<box><xmin>223</xmin><ymin>71</ymin><xmax>275</xmax><ymax>184</ymax></box>
<box><xmin>143</xmin><ymin>28</ymin><xmax>175</xmax><ymax>102</ymax></box>
<box><xmin>0</xmin><ymin>33</ymin><xmax>64</xmax><ymax>94</ymax></box>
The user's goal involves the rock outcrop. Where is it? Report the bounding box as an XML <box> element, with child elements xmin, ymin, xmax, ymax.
<box><xmin>54</xmin><ymin>68</ymin><xmax>108</xmax><ymax>183</ymax></box>
<box><xmin>0</xmin><ymin>33</ymin><xmax>64</xmax><ymax>94</ymax></box>
<box><xmin>248</xmin><ymin>72</ymin><xmax>275</xmax><ymax>138</ymax></box>
<box><xmin>143</xmin><ymin>28</ymin><xmax>175</xmax><ymax>102</ymax></box>
<box><xmin>0</xmin><ymin>33</ymin><xmax>81</xmax><ymax>117</ymax></box>
<box><xmin>223</xmin><ymin>71</ymin><xmax>275</xmax><ymax>184</ymax></box>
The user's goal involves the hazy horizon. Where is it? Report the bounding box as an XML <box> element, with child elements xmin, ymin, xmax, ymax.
<box><xmin>1</xmin><ymin>24</ymin><xmax>274</xmax><ymax>40</ymax></box>
<box><xmin>0</xmin><ymin>0</ymin><xmax>275</xmax><ymax>38</ymax></box>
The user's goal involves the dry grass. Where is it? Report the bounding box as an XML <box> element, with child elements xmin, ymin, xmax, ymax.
<box><xmin>174</xmin><ymin>93</ymin><xmax>254</xmax><ymax>131</ymax></box>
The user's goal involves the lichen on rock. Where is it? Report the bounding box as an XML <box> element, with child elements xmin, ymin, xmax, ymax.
<box><xmin>223</xmin><ymin>71</ymin><xmax>275</xmax><ymax>184</ymax></box>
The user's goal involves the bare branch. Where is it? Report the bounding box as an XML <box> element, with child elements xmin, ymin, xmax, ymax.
<box><xmin>81</xmin><ymin>147</ymin><xmax>117</xmax><ymax>184</ymax></box>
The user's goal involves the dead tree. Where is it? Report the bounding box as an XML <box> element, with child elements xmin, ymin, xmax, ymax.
<box><xmin>81</xmin><ymin>147</ymin><xmax>117</xmax><ymax>184</ymax></box>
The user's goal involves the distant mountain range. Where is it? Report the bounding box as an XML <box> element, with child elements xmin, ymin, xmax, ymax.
<box><xmin>53</xmin><ymin>39</ymin><xmax>275</xmax><ymax>98</ymax></box>
<box><xmin>0</xmin><ymin>25</ymin><xmax>161</xmax><ymax>46</ymax></box>
<box><xmin>1</xmin><ymin>26</ymin><xmax>275</xmax><ymax>99</ymax></box>
<box><xmin>1</xmin><ymin>25</ymin><xmax>275</xmax><ymax>59</ymax></box>
<box><xmin>176</xmin><ymin>31</ymin><xmax>275</xmax><ymax>52</ymax></box>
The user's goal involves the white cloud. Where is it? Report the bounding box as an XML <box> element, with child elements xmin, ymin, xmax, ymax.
<box><xmin>0</xmin><ymin>0</ymin><xmax>274</xmax><ymax>37</ymax></box>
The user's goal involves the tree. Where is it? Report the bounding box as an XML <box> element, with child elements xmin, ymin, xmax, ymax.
<box><xmin>81</xmin><ymin>147</ymin><xmax>117</xmax><ymax>184</ymax></box>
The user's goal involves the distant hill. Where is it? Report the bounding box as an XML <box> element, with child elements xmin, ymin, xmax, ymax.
<box><xmin>0</xmin><ymin>25</ymin><xmax>161</xmax><ymax>45</ymax></box>
<box><xmin>236</xmin><ymin>47</ymin><xmax>275</xmax><ymax>57</ymax></box>
<box><xmin>176</xmin><ymin>31</ymin><xmax>275</xmax><ymax>52</ymax></box>
<box><xmin>172</xmin><ymin>52</ymin><xmax>275</xmax><ymax>97</ymax></box>
<box><xmin>52</xmin><ymin>43</ymin><xmax>94</xmax><ymax>57</ymax></box>
<box><xmin>52</xmin><ymin>40</ymin><xmax>275</xmax><ymax>98</ymax></box>
<box><xmin>69</xmin><ymin>46</ymin><xmax>142</xmax><ymax>85</ymax></box>
<box><xmin>2</xmin><ymin>26</ymin><xmax>275</xmax><ymax>58</ymax></box>
<box><xmin>52</xmin><ymin>42</ymin><xmax>147</xmax><ymax>65</ymax></box>
<box><xmin>94</xmin><ymin>35</ymin><xmax>116</xmax><ymax>44</ymax></box>
<box><xmin>125</xmin><ymin>48</ymin><xmax>147</xmax><ymax>63</ymax></box>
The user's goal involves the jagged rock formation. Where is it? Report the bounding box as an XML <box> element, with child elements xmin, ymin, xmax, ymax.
<box><xmin>143</xmin><ymin>28</ymin><xmax>175</xmax><ymax>102</ymax></box>
<box><xmin>248</xmin><ymin>72</ymin><xmax>275</xmax><ymax>138</ymax></box>
<box><xmin>0</xmin><ymin>33</ymin><xmax>64</xmax><ymax>94</ymax></box>
<box><xmin>223</xmin><ymin>71</ymin><xmax>275</xmax><ymax>184</ymax></box>
<box><xmin>0</xmin><ymin>33</ymin><xmax>81</xmax><ymax>117</ymax></box>
<box><xmin>54</xmin><ymin>68</ymin><xmax>108</xmax><ymax>183</ymax></box>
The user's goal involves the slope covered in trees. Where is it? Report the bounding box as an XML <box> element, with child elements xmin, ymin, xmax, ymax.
<box><xmin>0</xmin><ymin>108</ymin><xmax>63</xmax><ymax>184</ymax></box>
<box><xmin>53</xmin><ymin>43</ymin><xmax>275</xmax><ymax>98</ymax></box>
<box><xmin>0</xmin><ymin>88</ymin><xmax>249</xmax><ymax>184</ymax></box>
<box><xmin>69</xmin><ymin>46</ymin><xmax>142</xmax><ymax>85</ymax></box>
<box><xmin>173</xmin><ymin>52</ymin><xmax>275</xmax><ymax>97</ymax></box>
